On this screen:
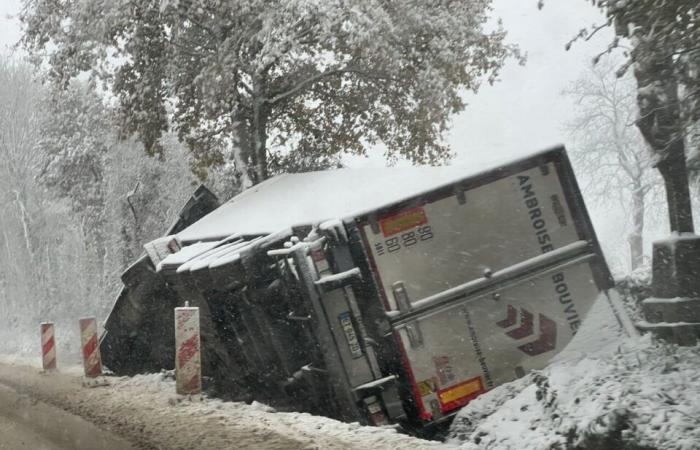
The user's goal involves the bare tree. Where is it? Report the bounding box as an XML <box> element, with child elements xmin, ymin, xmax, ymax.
<box><xmin>565</xmin><ymin>57</ymin><xmax>662</xmax><ymax>271</ymax></box>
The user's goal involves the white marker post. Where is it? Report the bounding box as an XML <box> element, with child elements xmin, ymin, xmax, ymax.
<box><xmin>40</xmin><ymin>322</ymin><xmax>57</xmax><ymax>372</ymax></box>
<box><xmin>79</xmin><ymin>317</ymin><xmax>103</xmax><ymax>378</ymax></box>
<box><xmin>175</xmin><ymin>304</ymin><xmax>202</xmax><ymax>395</ymax></box>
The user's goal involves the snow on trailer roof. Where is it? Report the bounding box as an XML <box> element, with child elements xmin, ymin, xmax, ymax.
<box><xmin>156</xmin><ymin>241</ymin><xmax>220</xmax><ymax>272</ymax></box>
<box><xmin>159</xmin><ymin>229</ymin><xmax>295</xmax><ymax>274</ymax></box>
<box><xmin>177</xmin><ymin>148</ymin><xmax>558</xmax><ymax>243</ymax></box>
<box><xmin>178</xmin><ymin>239</ymin><xmax>245</xmax><ymax>273</ymax></box>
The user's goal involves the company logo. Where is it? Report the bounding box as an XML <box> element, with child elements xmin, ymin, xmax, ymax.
<box><xmin>496</xmin><ymin>305</ymin><xmax>557</xmax><ymax>356</ymax></box>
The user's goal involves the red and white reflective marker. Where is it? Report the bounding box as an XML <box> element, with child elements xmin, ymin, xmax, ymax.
<box><xmin>175</xmin><ymin>304</ymin><xmax>201</xmax><ymax>395</ymax></box>
<box><xmin>40</xmin><ymin>322</ymin><xmax>57</xmax><ymax>371</ymax></box>
<box><xmin>79</xmin><ymin>317</ymin><xmax>103</xmax><ymax>378</ymax></box>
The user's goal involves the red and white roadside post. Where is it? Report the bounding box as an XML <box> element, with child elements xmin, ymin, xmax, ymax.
<box><xmin>40</xmin><ymin>322</ymin><xmax>57</xmax><ymax>372</ymax></box>
<box><xmin>175</xmin><ymin>303</ymin><xmax>202</xmax><ymax>395</ymax></box>
<box><xmin>79</xmin><ymin>317</ymin><xmax>103</xmax><ymax>378</ymax></box>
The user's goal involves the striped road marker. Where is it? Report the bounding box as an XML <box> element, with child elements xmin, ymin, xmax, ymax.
<box><xmin>40</xmin><ymin>322</ymin><xmax>57</xmax><ymax>371</ymax></box>
<box><xmin>79</xmin><ymin>317</ymin><xmax>103</xmax><ymax>378</ymax></box>
<box><xmin>175</xmin><ymin>305</ymin><xmax>202</xmax><ymax>395</ymax></box>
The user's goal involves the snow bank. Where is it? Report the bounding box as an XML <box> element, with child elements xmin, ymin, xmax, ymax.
<box><xmin>447</xmin><ymin>334</ymin><xmax>700</xmax><ymax>449</ymax></box>
<box><xmin>0</xmin><ymin>354</ymin><xmax>84</xmax><ymax>376</ymax></box>
<box><xmin>107</xmin><ymin>370</ymin><xmax>449</xmax><ymax>449</ymax></box>
<box><xmin>0</xmin><ymin>353</ymin><xmax>42</xmax><ymax>369</ymax></box>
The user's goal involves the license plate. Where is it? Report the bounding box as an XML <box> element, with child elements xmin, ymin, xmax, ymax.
<box><xmin>338</xmin><ymin>311</ymin><xmax>363</xmax><ymax>359</ymax></box>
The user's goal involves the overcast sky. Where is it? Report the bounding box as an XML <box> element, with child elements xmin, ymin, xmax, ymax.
<box><xmin>0</xmin><ymin>0</ymin><xmax>21</xmax><ymax>56</ymax></box>
<box><xmin>449</xmin><ymin>0</ymin><xmax>612</xmax><ymax>163</ymax></box>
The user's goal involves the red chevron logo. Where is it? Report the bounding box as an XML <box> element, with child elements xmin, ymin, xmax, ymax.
<box><xmin>496</xmin><ymin>305</ymin><xmax>557</xmax><ymax>356</ymax></box>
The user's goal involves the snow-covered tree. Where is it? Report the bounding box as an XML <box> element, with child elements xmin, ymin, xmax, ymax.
<box><xmin>565</xmin><ymin>57</ymin><xmax>663</xmax><ymax>270</ymax></box>
<box><xmin>35</xmin><ymin>81</ymin><xmax>199</xmax><ymax>285</ymax></box>
<box><xmin>0</xmin><ymin>55</ymin><xmax>203</xmax><ymax>357</ymax></box>
<box><xmin>103</xmin><ymin>135</ymin><xmax>198</xmax><ymax>269</ymax></box>
<box><xmin>37</xmin><ymin>83</ymin><xmax>111</xmax><ymax>280</ymax></box>
<box><xmin>21</xmin><ymin>0</ymin><xmax>519</xmax><ymax>186</ymax></box>
<box><xmin>0</xmin><ymin>60</ymin><xmax>93</xmax><ymax>352</ymax></box>
<box><xmin>0</xmin><ymin>61</ymin><xmax>45</xmax><ymax>331</ymax></box>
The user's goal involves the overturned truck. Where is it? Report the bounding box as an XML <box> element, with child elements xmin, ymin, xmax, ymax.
<box><xmin>101</xmin><ymin>146</ymin><xmax>631</xmax><ymax>432</ymax></box>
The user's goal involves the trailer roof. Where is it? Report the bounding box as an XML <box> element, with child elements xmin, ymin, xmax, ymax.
<box><xmin>177</xmin><ymin>148</ymin><xmax>556</xmax><ymax>243</ymax></box>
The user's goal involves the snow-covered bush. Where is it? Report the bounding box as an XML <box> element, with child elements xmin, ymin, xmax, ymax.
<box><xmin>615</xmin><ymin>266</ymin><xmax>653</xmax><ymax>323</ymax></box>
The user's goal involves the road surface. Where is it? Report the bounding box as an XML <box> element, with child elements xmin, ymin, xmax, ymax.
<box><xmin>0</xmin><ymin>381</ymin><xmax>133</xmax><ymax>450</ymax></box>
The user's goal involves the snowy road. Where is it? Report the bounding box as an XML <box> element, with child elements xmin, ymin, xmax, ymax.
<box><xmin>0</xmin><ymin>361</ymin><xmax>448</xmax><ymax>450</ymax></box>
<box><xmin>0</xmin><ymin>415</ymin><xmax>59</xmax><ymax>450</ymax></box>
<box><xmin>0</xmin><ymin>381</ymin><xmax>133</xmax><ymax>450</ymax></box>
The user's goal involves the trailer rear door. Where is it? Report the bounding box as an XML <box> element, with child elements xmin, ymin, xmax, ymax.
<box><xmin>357</xmin><ymin>148</ymin><xmax>616</xmax><ymax>421</ymax></box>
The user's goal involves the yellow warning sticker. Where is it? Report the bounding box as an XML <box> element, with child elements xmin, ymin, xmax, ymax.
<box><xmin>417</xmin><ymin>379</ymin><xmax>435</xmax><ymax>397</ymax></box>
<box><xmin>438</xmin><ymin>377</ymin><xmax>484</xmax><ymax>408</ymax></box>
<box><xmin>379</xmin><ymin>207</ymin><xmax>428</xmax><ymax>237</ymax></box>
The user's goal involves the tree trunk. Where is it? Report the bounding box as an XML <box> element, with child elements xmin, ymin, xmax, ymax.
<box><xmin>252</xmin><ymin>102</ymin><xmax>269</xmax><ymax>185</ymax></box>
<box><xmin>628</xmin><ymin>182</ymin><xmax>645</xmax><ymax>270</ymax></box>
<box><xmin>632</xmin><ymin>42</ymin><xmax>694</xmax><ymax>234</ymax></box>
<box><xmin>12</xmin><ymin>190</ymin><xmax>33</xmax><ymax>262</ymax></box>
<box><xmin>231</xmin><ymin>109</ymin><xmax>255</xmax><ymax>189</ymax></box>
<box><xmin>657</xmin><ymin>149</ymin><xmax>694</xmax><ymax>233</ymax></box>
<box><xmin>251</xmin><ymin>76</ymin><xmax>269</xmax><ymax>185</ymax></box>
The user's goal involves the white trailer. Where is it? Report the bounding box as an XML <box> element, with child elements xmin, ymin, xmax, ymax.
<box><xmin>102</xmin><ymin>146</ymin><xmax>631</xmax><ymax>432</ymax></box>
